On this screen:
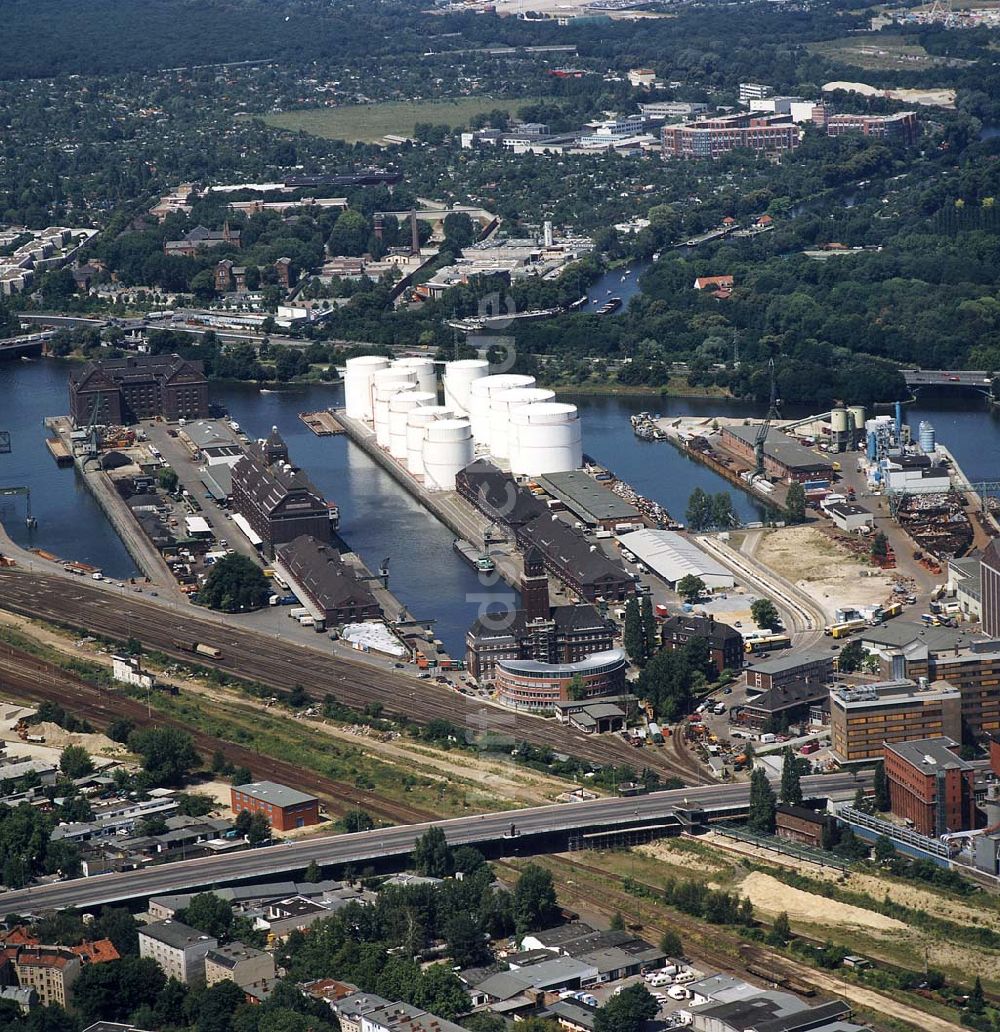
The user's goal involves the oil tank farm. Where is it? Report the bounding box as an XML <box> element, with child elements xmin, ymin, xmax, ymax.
<box><xmin>468</xmin><ymin>374</ymin><xmax>536</xmax><ymax>448</ymax></box>
<box><xmin>443</xmin><ymin>359</ymin><xmax>490</xmax><ymax>418</ymax></box>
<box><xmin>488</xmin><ymin>387</ymin><xmax>555</xmax><ymax>460</ymax></box>
<box><xmin>392</xmin><ymin>356</ymin><xmax>438</xmax><ymax>396</ymax></box>
<box><xmin>373</xmin><ymin>369</ymin><xmax>417</xmax><ymax>447</ymax></box>
<box><xmin>510</xmin><ymin>402</ymin><xmax>583</xmax><ymax>477</ymax></box>
<box><xmin>423</xmin><ymin>418</ymin><xmax>475</xmax><ymax>490</ymax></box>
<box><xmin>388</xmin><ymin>391</ymin><xmax>436</xmax><ymax>459</ymax></box>
<box><xmin>344</xmin><ymin>355</ymin><xmax>390</xmax><ymax>421</ymax></box>
<box><xmin>406</xmin><ymin>406</ymin><xmax>454</xmax><ymax>475</ymax></box>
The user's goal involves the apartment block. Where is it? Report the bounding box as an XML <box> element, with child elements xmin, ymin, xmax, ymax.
<box><xmin>138</xmin><ymin>921</ymin><xmax>217</xmax><ymax>984</ymax></box>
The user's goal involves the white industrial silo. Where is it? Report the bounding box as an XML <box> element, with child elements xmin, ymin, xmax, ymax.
<box><xmin>406</xmin><ymin>405</ymin><xmax>454</xmax><ymax>475</ymax></box>
<box><xmin>510</xmin><ymin>402</ymin><xmax>582</xmax><ymax>477</ymax></box>
<box><xmin>344</xmin><ymin>355</ymin><xmax>390</xmax><ymax>421</ymax></box>
<box><xmin>488</xmin><ymin>386</ymin><xmax>556</xmax><ymax>460</ymax></box>
<box><xmin>388</xmin><ymin>391</ymin><xmax>436</xmax><ymax>459</ymax></box>
<box><xmin>443</xmin><ymin>358</ymin><xmax>490</xmax><ymax>417</ymax></box>
<box><xmin>423</xmin><ymin>418</ymin><xmax>474</xmax><ymax>491</ymax></box>
<box><xmin>373</xmin><ymin>369</ymin><xmax>417</xmax><ymax>448</ymax></box>
<box><xmin>468</xmin><ymin>374</ymin><xmax>536</xmax><ymax>449</ymax></box>
<box><xmin>392</xmin><ymin>357</ymin><xmax>438</xmax><ymax>398</ymax></box>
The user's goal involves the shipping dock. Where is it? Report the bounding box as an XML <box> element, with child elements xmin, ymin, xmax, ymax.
<box><xmin>299</xmin><ymin>410</ymin><xmax>345</xmax><ymax>436</ymax></box>
<box><xmin>45</xmin><ymin>437</ymin><xmax>73</xmax><ymax>466</ymax></box>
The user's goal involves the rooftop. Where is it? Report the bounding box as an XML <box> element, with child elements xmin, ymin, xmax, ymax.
<box><xmin>618</xmin><ymin>529</ymin><xmax>734</xmax><ymax>586</ymax></box>
<box><xmin>276</xmin><ymin>536</ymin><xmax>379</xmax><ymax>615</ymax></box>
<box><xmin>232</xmin><ymin>780</ymin><xmax>317</xmax><ymax>808</ymax></box>
<box><xmin>723</xmin><ymin>424</ymin><xmax>833</xmax><ymax>474</ymax></box>
<box><xmin>205</xmin><ymin>941</ymin><xmax>267</xmax><ymax>968</ymax></box>
<box><xmin>497</xmin><ymin>648</ymin><xmax>626</xmax><ymax>678</ymax></box>
<box><xmin>830</xmin><ymin>678</ymin><xmax>960</xmax><ymax>708</ymax></box>
<box><xmin>748</xmin><ymin>649</ymin><xmax>833</xmax><ymax>676</ymax></box>
<box><xmin>535</xmin><ymin>471</ymin><xmax>640</xmax><ymax>524</ymax></box>
<box><xmin>885</xmin><ymin>736</ymin><xmax>972</xmax><ymax>772</ymax></box>
<box><xmin>139</xmin><ymin>920</ymin><xmax>216</xmax><ymax>951</ymax></box>
<box><xmin>661</xmin><ymin>613</ymin><xmax>743</xmax><ymax>644</ymax></box>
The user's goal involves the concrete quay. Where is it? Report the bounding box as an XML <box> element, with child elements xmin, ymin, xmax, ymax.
<box><xmin>334</xmin><ymin>410</ymin><xmax>526</xmax><ymax>592</ymax></box>
<box><xmin>42</xmin><ymin>418</ymin><xmax>182</xmax><ymax>599</ymax></box>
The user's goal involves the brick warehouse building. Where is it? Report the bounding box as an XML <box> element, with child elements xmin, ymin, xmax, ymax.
<box><xmin>69</xmin><ymin>354</ymin><xmax>209</xmax><ymax>426</ymax></box>
<box><xmin>230</xmin><ymin>780</ymin><xmax>319</xmax><ymax>832</ymax></box>
<box><xmin>884</xmin><ymin>737</ymin><xmax>977</xmax><ymax>836</ymax></box>
<box><xmin>230</xmin><ymin>427</ymin><xmax>335</xmax><ymax>557</ymax></box>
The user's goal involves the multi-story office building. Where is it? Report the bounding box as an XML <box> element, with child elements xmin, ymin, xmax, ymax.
<box><xmin>860</xmin><ymin>622</ymin><xmax>1000</xmax><ymax>739</ymax></box>
<box><xmin>494</xmin><ymin>649</ymin><xmax>627</xmax><ymax>712</ymax></box>
<box><xmin>738</xmin><ymin>83</ymin><xmax>774</xmax><ymax>103</ymax></box>
<box><xmin>829</xmin><ymin>678</ymin><xmax>962</xmax><ymax>763</ymax></box>
<box><xmin>69</xmin><ymin>354</ymin><xmax>209</xmax><ymax>426</ymax></box>
<box><xmin>884</xmin><ymin>737</ymin><xmax>976</xmax><ymax>835</ymax></box>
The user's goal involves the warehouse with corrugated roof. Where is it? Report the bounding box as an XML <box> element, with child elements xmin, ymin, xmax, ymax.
<box><xmin>617</xmin><ymin>529</ymin><xmax>735</xmax><ymax>590</ymax></box>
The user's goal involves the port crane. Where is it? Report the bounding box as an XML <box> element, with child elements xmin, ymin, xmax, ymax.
<box><xmin>753</xmin><ymin>358</ymin><xmax>780</xmax><ymax>480</ymax></box>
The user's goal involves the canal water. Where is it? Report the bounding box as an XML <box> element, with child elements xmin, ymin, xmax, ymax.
<box><xmin>2</xmin><ymin>358</ymin><xmax>998</xmax><ymax>653</ymax></box>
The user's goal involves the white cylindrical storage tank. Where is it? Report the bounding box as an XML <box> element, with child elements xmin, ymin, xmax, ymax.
<box><xmin>423</xmin><ymin>418</ymin><xmax>474</xmax><ymax>491</ymax></box>
<box><xmin>468</xmin><ymin>374</ymin><xmax>536</xmax><ymax>448</ymax></box>
<box><xmin>488</xmin><ymin>387</ymin><xmax>556</xmax><ymax>460</ymax></box>
<box><xmin>392</xmin><ymin>357</ymin><xmax>438</xmax><ymax>398</ymax></box>
<box><xmin>344</xmin><ymin>355</ymin><xmax>390</xmax><ymax>421</ymax></box>
<box><xmin>388</xmin><ymin>391</ymin><xmax>436</xmax><ymax>459</ymax></box>
<box><xmin>406</xmin><ymin>405</ymin><xmax>454</xmax><ymax>475</ymax></box>
<box><xmin>373</xmin><ymin>370</ymin><xmax>416</xmax><ymax>448</ymax></box>
<box><xmin>510</xmin><ymin>402</ymin><xmax>582</xmax><ymax>477</ymax></box>
<box><xmin>443</xmin><ymin>359</ymin><xmax>490</xmax><ymax>417</ymax></box>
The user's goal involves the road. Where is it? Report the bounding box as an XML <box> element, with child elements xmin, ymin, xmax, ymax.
<box><xmin>0</xmin><ymin>773</ymin><xmax>863</xmax><ymax>913</ymax></box>
<box><xmin>901</xmin><ymin>369</ymin><xmax>991</xmax><ymax>389</ymax></box>
<box><xmin>0</xmin><ymin>567</ymin><xmax>710</xmax><ymax>783</ymax></box>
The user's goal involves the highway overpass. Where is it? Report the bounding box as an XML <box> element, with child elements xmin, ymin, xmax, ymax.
<box><xmin>902</xmin><ymin>370</ymin><xmax>994</xmax><ymax>397</ymax></box>
<box><xmin>2</xmin><ymin>775</ymin><xmax>864</xmax><ymax>914</ymax></box>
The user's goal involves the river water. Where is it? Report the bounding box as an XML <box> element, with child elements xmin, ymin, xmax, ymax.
<box><xmin>583</xmin><ymin>261</ymin><xmax>651</xmax><ymax>314</ymax></box>
<box><xmin>2</xmin><ymin>359</ymin><xmax>997</xmax><ymax>653</ymax></box>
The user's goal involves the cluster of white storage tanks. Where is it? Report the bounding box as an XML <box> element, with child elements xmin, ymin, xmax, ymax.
<box><xmin>341</xmin><ymin>353</ymin><xmax>583</xmax><ymax>487</ymax></box>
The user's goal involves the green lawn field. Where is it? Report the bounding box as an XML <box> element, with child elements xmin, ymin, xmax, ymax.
<box><xmin>260</xmin><ymin>96</ymin><xmax>545</xmax><ymax>143</ymax></box>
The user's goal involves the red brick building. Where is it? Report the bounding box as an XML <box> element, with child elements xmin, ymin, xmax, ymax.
<box><xmin>775</xmin><ymin>804</ymin><xmax>829</xmax><ymax>848</ymax></box>
<box><xmin>231</xmin><ymin>781</ymin><xmax>320</xmax><ymax>832</ymax></box>
<box><xmin>884</xmin><ymin>737</ymin><xmax>976</xmax><ymax>836</ymax></box>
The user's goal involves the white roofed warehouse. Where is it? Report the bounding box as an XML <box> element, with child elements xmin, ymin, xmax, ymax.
<box><xmin>617</xmin><ymin>529</ymin><xmax>735</xmax><ymax>590</ymax></box>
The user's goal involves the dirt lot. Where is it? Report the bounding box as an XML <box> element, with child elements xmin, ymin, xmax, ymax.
<box><xmin>754</xmin><ymin>526</ymin><xmax>895</xmax><ymax>621</ymax></box>
<box><xmin>738</xmin><ymin>870</ymin><xmax>907</xmax><ymax>933</ymax></box>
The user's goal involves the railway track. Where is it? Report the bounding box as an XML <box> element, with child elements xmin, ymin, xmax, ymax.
<box><xmin>512</xmin><ymin>854</ymin><xmax>967</xmax><ymax>1032</ymax></box>
<box><xmin>0</xmin><ymin>644</ymin><xmax>436</xmax><ymax>825</ymax></box>
<box><xmin>0</xmin><ymin>570</ymin><xmax>714</xmax><ymax>785</ymax></box>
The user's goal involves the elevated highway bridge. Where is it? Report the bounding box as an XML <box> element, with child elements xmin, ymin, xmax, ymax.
<box><xmin>0</xmin><ymin>774</ymin><xmax>864</xmax><ymax>914</ymax></box>
<box><xmin>902</xmin><ymin>369</ymin><xmax>994</xmax><ymax>398</ymax></box>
